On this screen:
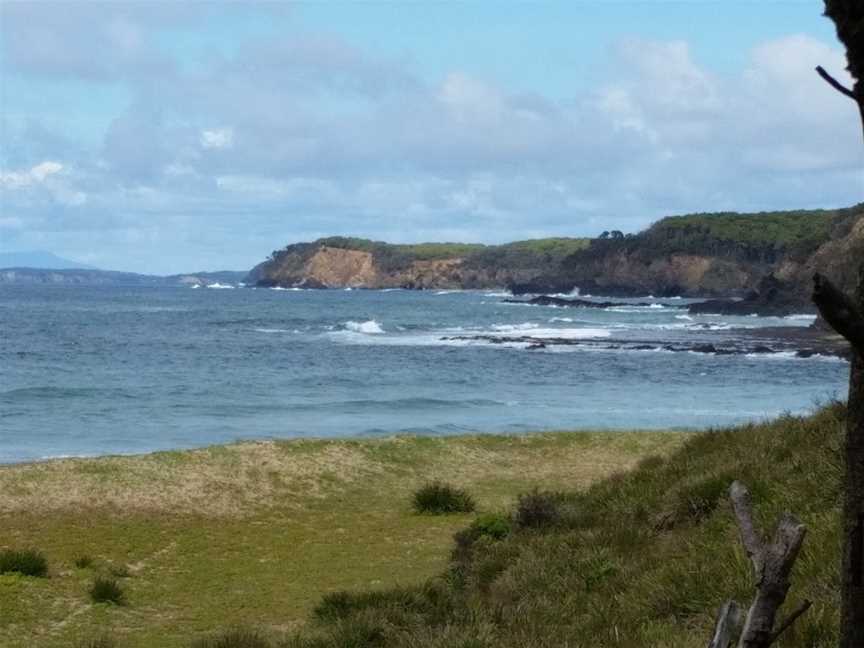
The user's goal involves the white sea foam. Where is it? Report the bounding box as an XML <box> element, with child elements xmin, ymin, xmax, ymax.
<box><xmin>253</xmin><ymin>328</ymin><xmax>292</xmax><ymax>334</ymax></box>
<box><xmin>496</xmin><ymin>327</ymin><xmax>611</xmax><ymax>340</ymax></box>
<box><xmin>269</xmin><ymin>286</ymin><xmax>303</xmax><ymax>291</ymax></box>
<box><xmin>484</xmin><ymin>290</ymin><xmax>512</xmax><ymax>297</ymax></box>
<box><xmin>549</xmin><ymin>317</ymin><xmax>574</xmax><ymax>323</ymax></box>
<box><xmin>345</xmin><ymin>320</ymin><xmax>385</xmax><ymax>334</ymax></box>
<box><xmin>675</xmin><ymin>314</ymin><xmax>694</xmax><ymax>321</ymax></box>
<box><xmin>785</xmin><ymin>314</ymin><xmax>818</xmax><ymax>321</ymax></box>
<box><xmin>490</xmin><ymin>323</ymin><xmax>539</xmax><ymax>332</ymax></box>
<box><xmin>207</xmin><ymin>283</ymin><xmax>235</xmax><ymax>289</ymax></box>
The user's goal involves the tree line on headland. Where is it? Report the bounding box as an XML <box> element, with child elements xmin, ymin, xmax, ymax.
<box><xmin>249</xmin><ymin>203</ymin><xmax>864</xmax><ymax>313</ymax></box>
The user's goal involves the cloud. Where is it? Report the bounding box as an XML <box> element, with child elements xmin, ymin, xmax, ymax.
<box><xmin>200</xmin><ymin>128</ymin><xmax>234</xmax><ymax>150</ymax></box>
<box><xmin>2</xmin><ymin>8</ymin><xmax>861</xmax><ymax>273</ymax></box>
<box><xmin>0</xmin><ymin>161</ymin><xmax>64</xmax><ymax>188</ymax></box>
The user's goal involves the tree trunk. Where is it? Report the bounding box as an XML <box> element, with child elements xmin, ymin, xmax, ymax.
<box><xmin>813</xmin><ymin>267</ymin><xmax>864</xmax><ymax>647</ymax></box>
<box><xmin>840</xmin><ymin>271</ymin><xmax>864</xmax><ymax>648</ymax></box>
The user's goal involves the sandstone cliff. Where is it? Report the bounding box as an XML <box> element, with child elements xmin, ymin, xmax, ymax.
<box><xmin>248</xmin><ymin>206</ymin><xmax>864</xmax><ymax>310</ymax></box>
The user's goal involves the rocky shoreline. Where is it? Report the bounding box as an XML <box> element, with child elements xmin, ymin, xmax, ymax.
<box><xmin>441</xmin><ymin>328</ymin><xmax>850</xmax><ymax>360</ymax></box>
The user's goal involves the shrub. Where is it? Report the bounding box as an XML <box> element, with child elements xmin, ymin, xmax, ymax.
<box><xmin>74</xmin><ymin>555</ymin><xmax>94</xmax><ymax>569</ymax></box>
<box><xmin>514</xmin><ymin>489</ymin><xmax>565</xmax><ymax>529</ymax></box>
<box><xmin>674</xmin><ymin>475</ymin><xmax>731</xmax><ymax>523</ymax></box>
<box><xmin>190</xmin><ymin>628</ymin><xmax>270</xmax><ymax>648</ymax></box>
<box><xmin>314</xmin><ymin>591</ymin><xmax>355</xmax><ymax>621</ymax></box>
<box><xmin>412</xmin><ymin>481</ymin><xmax>475</xmax><ymax>515</ymax></box>
<box><xmin>471</xmin><ymin>512</ymin><xmax>511</xmax><ymax>540</ymax></box>
<box><xmin>0</xmin><ymin>548</ymin><xmax>48</xmax><ymax>577</ymax></box>
<box><xmin>89</xmin><ymin>577</ymin><xmax>125</xmax><ymax>605</ymax></box>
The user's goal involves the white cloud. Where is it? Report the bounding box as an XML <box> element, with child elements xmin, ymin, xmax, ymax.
<box><xmin>3</xmin><ymin>21</ymin><xmax>862</xmax><ymax>272</ymax></box>
<box><xmin>200</xmin><ymin>128</ymin><xmax>234</xmax><ymax>150</ymax></box>
<box><xmin>0</xmin><ymin>161</ymin><xmax>64</xmax><ymax>188</ymax></box>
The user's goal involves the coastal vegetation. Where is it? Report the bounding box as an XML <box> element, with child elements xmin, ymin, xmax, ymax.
<box><xmin>0</xmin><ymin>405</ymin><xmax>848</xmax><ymax>646</ymax></box>
<box><xmin>250</xmin><ymin>204</ymin><xmax>864</xmax><ymax>307</ymax></box>
<box><xmin>0</xmin><ymin>430</ymin><xmax>676</xmax><ymax>647</ymax></box>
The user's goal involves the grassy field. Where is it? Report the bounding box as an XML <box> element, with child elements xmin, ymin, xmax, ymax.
<box><xmin>290</xmin><ymin>404</ymin><xmax>845</xmax><ymax>648</ymax></box>
<box><xmin>0</xmin><ymin>431</ymin><xmax>683</xmax><ymax>647</ymax></box>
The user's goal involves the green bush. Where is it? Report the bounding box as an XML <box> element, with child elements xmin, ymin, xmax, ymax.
<box><xmin>412</xmin><ymin>481</ymin><xmax>475</xmax><ymax>515</ymax></box>
<box><xmin>0</xmin><ymin>548</ymin><xmax>48</xmax><ymax>577</ymax></box>
<box><xmin>89</xmin><ymin>577</ymin><xmax>125</xmax><ymax>605</ymax></box>
<box><xmin>514</xmin><ymin>489</ymin><xmax>565</xmax><ymax>529</ymax></box>
<box><xmin>74</xmin><ymin>555</ymin><xmax>94</xmax><ymax>569</ymax></box>
<box><xmin>471</xmin><ymin>512</ymin><xmax>511</xmax><ymax>540</ymax></box>
<box><xmin>190</xmin><ymin>628</ymin><xmax>270</xmax><ymax>648</ymax></box>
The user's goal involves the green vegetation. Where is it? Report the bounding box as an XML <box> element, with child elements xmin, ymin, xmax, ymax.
<box><xmin>89</xmin><ymin>577</ymin><xmax>125</xmax><ymax>605</ymax></box>
<box><xmin>190</xmin><ymin>628</ymin><xmax>271</xmax><ymax>648</ymax></box>
<box><xmin>0</xmin><ymin>405</ymin><xmax>846</xmax><ymax>646</ymax></box>
<box><xmin>267</xmin><ymin>236</ymin><xmax>591</xmax><ymax>275</ymax></box>
<box><xmin>513</xmin><ymin>488</ymin><xmax>566</xmax><ymax>529</ymax></box>
<box><xmin>286</xmin><ymin>403</ymin><xmax>844</xmax><ymax>647</ymax></box>
<box><xmin>0</xmin><ymin>548</ymin><xmax>47</xmax><ymax>577</ymax></box>
<box><xmin>0</xmin><ymin>430</ymin><xmax>676</xmax><ymax>647</ymax></box>
<box><xmin>412</xmin><ymin>481</ymin><xmax>476</xmax><ymax>515</ymax></box>
<box><xmin>601</xmin><ymin>204</ymin><xmax>864</xmax><ymax>264</ymax></box>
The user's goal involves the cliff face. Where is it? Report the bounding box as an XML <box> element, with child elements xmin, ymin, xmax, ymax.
<box><xmin>249</xmin><ymin>206</ymin><xmax>864</xmax><ymax>305</ymax></box>
<box><xmin>248</xmin><ymin>245</ymin><xmax>522</xmax><ymax>289</ymax></box>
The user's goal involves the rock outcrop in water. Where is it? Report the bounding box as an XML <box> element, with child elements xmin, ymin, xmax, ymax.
<box><xmin>248</xmin><ymin>205</ymin><xmax>864</xmax><ymax>316</ymax></box>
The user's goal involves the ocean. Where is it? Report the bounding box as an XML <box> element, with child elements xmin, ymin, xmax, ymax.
<box><xmin>0</xmin><ymin>284</ymin><xmax>849</xmax><ymax>463</ymax></box>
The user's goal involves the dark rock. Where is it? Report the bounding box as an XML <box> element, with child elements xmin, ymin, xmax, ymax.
<box><xmin>687</xmin><ymin>274</ymin><xmax>815</xmax><ymax>317</ymax></box>
<box><xmin>505</xmin><ymin>295</ymin><xmax>685</xmax><ymax>309</ymax></box>
<box><xmin>508</xmin><ymin>277</ymin><xmax>577</xmax><ymax>296</ymax></box>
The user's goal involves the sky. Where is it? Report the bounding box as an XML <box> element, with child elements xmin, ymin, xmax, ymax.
<box><xmin>1</xmin><ymin>1</ymin><xmax>862</xmax><ymax>274</ymax></box>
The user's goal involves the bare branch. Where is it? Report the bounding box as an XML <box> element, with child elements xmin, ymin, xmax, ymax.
<box><xmin>708</xmin><ymin>600</ymin><xmax>743</xmax><ymax>648</ymax></box>
<box><xmin>816</xmin><ymin>65</ymin><xmax>858</xmax><ymax>101</ymax></box>
<box><xmin>769</xmin><ymin>600</ymin><xmax>813</xmax><ymax>644</ymax></box>
<box><xmin>813</xmin><ymin>273</ymin><xmax>864</xmax><ymax>351</ymax></box>
<box><xmin>730</xmin><ymin>481</ymin><xmax>764</xmax><ymax>576</ymax></box>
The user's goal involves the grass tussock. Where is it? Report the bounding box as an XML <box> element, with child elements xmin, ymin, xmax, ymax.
<box><xmin>412</xmin><ymin>481</ymin><xmax>476</xmax><ymax>515</ymax></box>
<box><xmin>190</xmin><ymin>627</ymin><xmax>271</xmax><ymax>648</ymax></box>
<box><xmin>0</xmin><ymin>548</ymin><xmax>48</xmax><ymax>577</ymax></box>
<box><xmin>89</xmin><ymin>577</ymin><xmax>125</xmax><ymax>605</ymax></box>
<box><xmin>295</xmin><ymin>402</ymin><xmax>847</xmax><ymax>648</ymax></box>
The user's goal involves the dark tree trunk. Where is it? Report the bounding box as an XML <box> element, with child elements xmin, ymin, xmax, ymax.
<box><xmin>813</xmin><ymin>269</ymin><xmax>864</xmax><ymax>647</ymax></box>
<box><xmin>816</xmin><ymin>3</ymin><xmax>864</xmax><ymax>641</ymax></box>
<box><xmin>840</xmin><ymin>274</ymin><xmax>864</xmax><ymax>648</ymax></box>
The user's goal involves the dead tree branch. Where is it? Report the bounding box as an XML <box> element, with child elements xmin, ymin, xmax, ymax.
<box><xmin>707</xmin><ymin>481</ymin><xmax>810</xmax><ymax>648</ymax></box>
<box><xmin>816</xmin><ymin>65</ymin><xmax>858</xmax><ymax>101</ymax></box>
<box><xmin>708</xmin><ymin>601</ymin><xmax>743</xmax><ymax>648</ymax></box>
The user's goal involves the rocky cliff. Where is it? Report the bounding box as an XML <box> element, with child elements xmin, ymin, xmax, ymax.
<box><xmin>249</xmin><ymin>205</ymin><xmax>864</xmax><ymax>312</ymax></box>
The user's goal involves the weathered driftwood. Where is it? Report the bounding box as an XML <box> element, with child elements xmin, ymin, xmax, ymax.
<box><xmin>707</xmin><ymin>481</ymin><xmax>810</xmax><ymax>648</ymax></box>
<box><xmin>708</xmin><ymin>601</ymin><xmax>742</xmax><ymax>648</ymax></box>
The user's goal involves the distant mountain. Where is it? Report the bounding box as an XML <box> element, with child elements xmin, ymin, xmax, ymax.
<box><xmin>0</xmin><ymin>268</ymin><xmax>248</xmax><ymax>287</ymax></box>
<box><xmin>0</xmin><ymin>251</ymin><xmax>97</xmax><ymax>270</ymax></box>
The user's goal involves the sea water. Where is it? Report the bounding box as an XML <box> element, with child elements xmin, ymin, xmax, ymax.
<box><xmin>0</xmin><ymin>285</ymin><xmax>849</xmax><ymax>463</ymax></box>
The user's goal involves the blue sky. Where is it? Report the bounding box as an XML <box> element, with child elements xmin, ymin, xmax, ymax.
<box><xmin>0</xmin><ymin>1</ymin><xmax>861</xmax><ymax>273</ymax></box>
